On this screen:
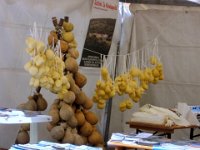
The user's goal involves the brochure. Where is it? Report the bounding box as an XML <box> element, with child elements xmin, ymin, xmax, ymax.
<box><xmin>10</xmin><ymin>141</ymin><xmax>103</xmax><ymax>150</ymax></box>
<box><xmin>109</xmin><ymin>132</ymin><xmax>200</xmax><ymax>150</ymax></box>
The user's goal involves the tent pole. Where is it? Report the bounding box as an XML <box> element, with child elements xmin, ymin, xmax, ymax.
<box><xmin>103</xmin><ymin>2</ymin><xmax>124</xmax><ymax>145</ymax></box>
<box><xmin>103</xmin><ymin>41</ymin><xmax>120</xmax><ymax>144</ymax></box>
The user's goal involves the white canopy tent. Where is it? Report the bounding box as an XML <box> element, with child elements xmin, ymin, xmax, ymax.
<box><xmin>0</xmin><ymin>0</ymin><xmax>200</xmax><ymax>148</ymax></box>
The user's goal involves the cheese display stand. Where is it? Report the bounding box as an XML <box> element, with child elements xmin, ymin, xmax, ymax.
<box><xmin>12</xmin><ymin>16</ymin><xmax>104</xmax><ymax>150</ymax></box>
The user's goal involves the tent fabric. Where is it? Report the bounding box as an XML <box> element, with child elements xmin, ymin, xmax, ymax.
<box><xmin>129</xmin><ymin>4</ymin><xmax>200</xmax><ymax>139</ymax></box>
<box><xmin>0</xmin><ymin>0</ymin><xmax>93</xmax><ymax>107</ymax></box>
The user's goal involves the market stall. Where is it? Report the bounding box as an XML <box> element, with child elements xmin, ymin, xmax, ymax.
<box><xmin>0</xmin><ymin>0</ymin><xmax>200</xmax><ymax>149</ymax></box>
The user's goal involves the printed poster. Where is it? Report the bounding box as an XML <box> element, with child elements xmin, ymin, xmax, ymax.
<box><xmin>80</xmin><ymin>0</ymin><xmax>119</xmax><ymax>67</ymax></box>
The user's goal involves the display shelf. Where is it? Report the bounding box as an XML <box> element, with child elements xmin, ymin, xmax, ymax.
<box><xmin>0</xmin><ymin>108</ymin><xmax>52</xmax><ymax>144</ymax></box>
<box><xmin>0</xmin><ymin>115</ymin><xmax>51</xmax><ymax>124</ymax></box>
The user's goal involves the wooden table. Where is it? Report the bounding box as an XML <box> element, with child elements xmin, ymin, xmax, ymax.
<box><xmin>108</xmin><ymin>140</ymin><xmax>152</xmax><ymax>150</ymax></box>
<box><xmin>126</xmin><ymin>121</ymin><xmax>199</xmax><ymax>139</ymax></box>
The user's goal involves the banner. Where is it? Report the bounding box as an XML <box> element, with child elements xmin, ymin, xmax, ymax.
<box><xmin>80</xmin><ymin>0</ymin><xmax>118</xmax><ymax>68</ymax></box>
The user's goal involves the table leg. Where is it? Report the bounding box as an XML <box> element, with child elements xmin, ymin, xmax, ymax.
<box><xmin>30</xmin><ymin>123</ymin><xmax>38</xmax><ymax>144</ymax></box>
<box><xmin>136</xmin><ymin>129</ymin><xmax>141</xmax><ymax>134</ymax></box>
<box><xmin>190</xmin><ymin>128</ymin><xmax>194</xmax><ymax>140</ymax></box>
<box><xmin>167</xmin><ymin>133</ymin><xmax>171</xmax><ymax>139</ymax></box>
